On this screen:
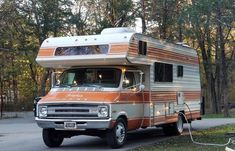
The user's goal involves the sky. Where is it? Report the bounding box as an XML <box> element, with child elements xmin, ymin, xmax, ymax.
<box><xmin>133</xmin><ymin>17</ymin><xmax>143</xmax><ymax>33</ymax></box>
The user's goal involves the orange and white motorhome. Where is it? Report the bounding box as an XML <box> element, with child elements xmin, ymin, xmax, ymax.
<box><xmin>35</xmin><ymin>27</ymin><xmax>202</xmax><ymax>148</ymax></box>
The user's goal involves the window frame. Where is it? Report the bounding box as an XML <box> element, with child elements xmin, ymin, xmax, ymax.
<box><xmin>122</xmin><ymin>71</ymin><xmax>136</xmax><ymax>89</ymax></box>
<box><xmin>177</xmin><ymin>65</ymin><xmax>184</xmax><ymax>78</ymax></box>
<box><xmin>57</xmin><ymin>68</ymin><xmax>122</xmax><ymax>88</ymax></box>
<box><xmin>138</xmin><ymin>40</ymin><xmax>147</xmax><ymax>55</ymax></box>
<box><xmin>54</xmin><ymin>45</ymin><xmax>109</xmax><ymax>56</ymax></box>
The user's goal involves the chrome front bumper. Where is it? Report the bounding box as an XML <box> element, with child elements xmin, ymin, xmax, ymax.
<box><xmin>35</xmin><ymin>117</ymin><xmax>112</xmax><ymax>130</ymax></box>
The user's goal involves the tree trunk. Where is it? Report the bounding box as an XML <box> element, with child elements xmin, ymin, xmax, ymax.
<box><xmin>141</xmin><ymin>0</ymin><xmax>146</xmax><ymax>34</ymax></box>
<box><xmin>215</xmin><ymin>0</ymin><xmax>229</xmax><ymax>117</ymax></box>
<box><xmin>215</xmin><ymin>30</ymin><xmax>222</xmax><ymax>113</ymax></box>
<box><xmin>11</xmin><ymin>55</ymin><xmax>18</xmax><ymax>103</ymax></box>
<box><xmin>199</xmin><ymin>34</ymin><xmax>218</xmax><ymax>113</ymax></box>
<box><xmin>0</xmin><ymin>71</ymin><xmax>3</xmax><ymax>118</ymax></box>
<box><xmin>211</xmin><ymin>77</ymin><xmax>218</xmax><ymax>113</ymax></box>
<box><xmin>161</xmin><ymin>0</ymin><xmax>168</xmax><ymax>39</ymax></box>
<box><xmin>12</xmin><ymin>77</ymin><xmax>18</xmax><ymax>103</ymax></box>
<box><xmin>178</xmin><ymin>24</ymin><xmax>182</xmax><ymax>42</ymax></box>
<box><xmin>206</xmin><ymin>72</ymin><xmax>218</xmax><ymax>113</ymax></box>
<box><xmin>39</xmin><ymin>69</ymin><xmax>51</xmax><ymax>96</ymax></box>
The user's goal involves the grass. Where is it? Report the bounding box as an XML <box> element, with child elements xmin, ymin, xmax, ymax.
<box><xmin>133</xmin><ymin>124</ymin><xmax>235</xmax><ymax>151</ymax></box>
<box><xmin>203</xmin><ymin>110</ymin><xmax>235</xmax><ymax>118</ymax></box>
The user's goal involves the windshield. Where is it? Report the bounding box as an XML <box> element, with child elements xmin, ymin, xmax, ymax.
<box><xmin>56</xmin><ymin>68</ymin><xmax>121</xmax><ymax>88</ymax></box>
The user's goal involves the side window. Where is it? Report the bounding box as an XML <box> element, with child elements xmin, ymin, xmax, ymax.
<box><xmin>154</xmin><ymin>62</ymin><xmax>173</xmax><ymax>82</ymax></box>
<box><xmin>177</xmin><ymin>65</ymin><xmax>183</xmax><ymax>77</ymax></box>
<box><xmin>55</xmin><ymin>45</ymin><xmax>109</xmax><ymax>56</ymax></box>
<box><xmin>123</xmin><ymin>72</ymin><xmax>136</xmax><ymax>89</ymax></box>
<box><xmin>138</xmin><ymin>40</ymin><xmax>147</xmax><ymax>55</ymax></box>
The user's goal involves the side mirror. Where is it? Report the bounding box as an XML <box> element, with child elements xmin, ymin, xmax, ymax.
<box><xmin>51</xmin><ymin>71</ymin><xmax>62</xmax><ymax>88</ymax></box>
<box><xmin>139</xmin><ymin>84</ymin><xmax>145</xmax><ymax>91</ymax></box>
<box><xmin>51</xmin><ymin>72</ymin><xmax>56</xmax><ymax>88</ymax></box>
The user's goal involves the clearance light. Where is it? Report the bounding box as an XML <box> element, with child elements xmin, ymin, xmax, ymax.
<box><xmin>124</xmin><ymin>79</ymin><xmax>130</xmax><ymax>84</ymax></box>
<box><xmin>132</xmin><ymin>87</ymin><xmax>137</xmax><ymax>92</ymax></box>
<box><xmin>99</xmin><ymin>74</ymin><xmax>102</xmax><ymax>79</ymax></box>
<box><xmin>122</xmin><ymin>68</ymin><xmax>126</xmax><ymax>72</ymax></box>
<box><xmin>57</xmin><ymin>80</ymin><xmax>61</xmax><ymax>84</ymax></box>
<box><xmin>156</xmin><ymin>111</ymin><xmax>161</xmax><ymax>115</ymax></box>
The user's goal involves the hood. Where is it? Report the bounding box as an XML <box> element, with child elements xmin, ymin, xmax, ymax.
<box><xmin>38</xmin><ymin>90</ymin><xmax>120</xmax><ymax>104</ymax></box>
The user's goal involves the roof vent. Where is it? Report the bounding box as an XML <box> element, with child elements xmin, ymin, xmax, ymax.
<box><xmin>176</xmin><ymin>42</ymin><xmax>190</xmax><ymax>48</ymax></box>
<box><xmin>101</xmin><ymin>27</ymin><xmax>136</xmax><ymax>35</ymax></box>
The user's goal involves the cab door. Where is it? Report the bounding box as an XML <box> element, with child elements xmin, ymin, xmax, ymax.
<box><xmin>120</xmin><ymin>70</ymin><xmax>144</xmax><ymax>130</ymax></box>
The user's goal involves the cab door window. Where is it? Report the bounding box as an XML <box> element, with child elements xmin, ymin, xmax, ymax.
<box><xmin>122</xmin><ymin>72</ymin><xmax>136</xmax><ymax>89</ymax></box>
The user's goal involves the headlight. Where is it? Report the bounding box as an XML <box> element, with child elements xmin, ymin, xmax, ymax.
<box><xmin>39</xmin><ymin>106</ymin><xmax>47</xmax><ymax>118</ymax></box>
<box><xmin>97</xmin><ymin>106</ymin><xmax>108</xmax><ymax>117</ymax></box>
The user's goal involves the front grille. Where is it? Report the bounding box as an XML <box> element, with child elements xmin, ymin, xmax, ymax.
<box><xmin>55</xmin><ymin>109</ymin><xmax>89</xmax><ymax>112</ymax></box>
<box><xmin>44</xmin><ymin>104</ymin><xmax>99</xmax><ymax>119</ymax></box>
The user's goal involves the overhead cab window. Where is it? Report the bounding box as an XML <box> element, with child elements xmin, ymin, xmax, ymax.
<box><xmin>154</xmin><ymin>62</ymin><xmax>173</xmax><ymax>82</ymax></box>
<box><xmin>55</xmin><ymin>45</ymin><xmax>109</xmax><ymax>56</ymax></box>
<box><xmin>138</xmin><ymin>40</ymin><xmax>147</xmax><ymax>55</ymax></box>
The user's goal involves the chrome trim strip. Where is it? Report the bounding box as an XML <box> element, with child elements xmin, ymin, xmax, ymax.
<box><xmin>35</xmin><ymin>117</ymin><xmax>111</xmax><ymax>122</ymax></box>
<box><xmin>35</xmin><ymin>117</ymin><xmax>112</xmax><ymax>129</ymax></box>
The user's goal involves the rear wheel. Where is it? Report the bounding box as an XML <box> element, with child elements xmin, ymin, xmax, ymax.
<box><xmin>163</xmin><ymin>114</ymin><xmax>184</xmax><ymax>136</ymax></box>
<box><xmin>42</xmin><ymin>128</ymin><xmax>64</xmax><ymax>148</ymax></box>
<box><xmin>106</xmin><ymin>118</ymin><xmax>127</xmax><ymax>149</ymax></box>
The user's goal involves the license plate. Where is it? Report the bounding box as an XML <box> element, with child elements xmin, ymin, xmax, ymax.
<box><xmin>64</xmin><ymin>122</ymin><xmax>77</xmax><ymax>129</ymax></box>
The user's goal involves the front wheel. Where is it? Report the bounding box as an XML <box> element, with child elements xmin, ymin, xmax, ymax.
<box><xmin>163</xmin><ymin>114</ymin><xmax>184</xmax><ymax>136</ymax></box>
<box><xmin>42</xmin><ymin>128</ymin><xmax>64</xmax><ymax>148</ymax></box>
<box><xmin>106</xmin><ymin>118</ymin><xmax>127</xmax><ymax>149</ymax></box>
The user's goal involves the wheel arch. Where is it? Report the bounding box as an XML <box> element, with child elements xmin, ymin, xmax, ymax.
<box><xmin>178</xmin><ymin>110</ymin><xmax>187</xmax><ymax>123</ymax></box>
<box><xmin>117</xmin><ymin>115</ymin><xmax>128</xmax><ymax>126</ymax></box>
<box><xmin>114</xmin><ymin>111</ymin><xmax>128</xmax><ymax>127</ymax></box>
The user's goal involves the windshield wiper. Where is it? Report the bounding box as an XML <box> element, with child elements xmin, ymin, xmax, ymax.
<box><xmin>55</xmin><ymin>84</ymin><xmax>72</xmax><ymax>88</ymax></box>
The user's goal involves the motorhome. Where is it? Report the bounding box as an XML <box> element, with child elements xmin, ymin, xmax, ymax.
<box><xmin>35</xmin><ymin>27</ymin><xmax>202</xmax><ymax>148</ymax></box>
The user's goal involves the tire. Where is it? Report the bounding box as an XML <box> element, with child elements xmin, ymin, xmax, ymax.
<box><xmin>163</xmin><ymin>114</ymin><xmax>184</xmax><ymax>136</ymax></box>
<box><xmin>106</xmin><ymin>118</ymin><xmax>127</xmax><ymax>149</ymax></box>
<box><xmin>42</xmin><ymin>129</ymin><xmax>64</xmax><ymax>148</ymax></box>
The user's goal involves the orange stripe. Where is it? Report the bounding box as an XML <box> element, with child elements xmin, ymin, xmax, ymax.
<box><xmin>109</xmin><ymin>44</ymin><xmax>129</xmax><ymax>54</ymax></box>
<box><xmin>111</xmin><ymin>118</ymin><xmax>150</xmax><ymax>130</ymax></box>
<box><xmin>118</xmin><ymin>92</ymin><xmax>150</xmax><ymax>103</ymax></box>
<box><xmin>40</xmin><ymin>91</ymin><xmax>200</xmax><ymax>103</ymax></box>
<box><xmin>127</xmin><ymin>119</ymin><xmax>142</xmax><ymax>130</ymax></box>
<box><xmin>128</xmin><ymin>41</ymin><xmax>199</xmax><ymax>65</ymax></box>
<box><xmin>38</xmin><ymin>48</ymin><xmax>55</xmax><ymax>57</ymax></box>
<box><xmin>40</xmin><ymin>91</ymin><xmax>120</xmax><ymax>103</ymax></box>
<box><xmin>128</xmin><ymin>42</ymin><xmax>138</xmax><ymax>56</ymax></box>
<box><xmin>40</xmin><ymin>91</ymin><xmax>151</xmax><ymax>103</ymax></box>
<box><xmin>153</xmin><ymin>114</ymin><xmax>178</xmax><ymax>125</ymax></box>
<box><xmin>151</xmin><ymin>91</ymin><xmax>201</xmax><ymax>102</ymax></box>
<box><xmin>184</xmin><ymin>91</ymin><xmax>201</xmax><ymax>100</ymax></box>
<box><xmin>111</xmin><ymin>111</ymin><xmax>201</xmax><ymax>130</ymax></box>
<box><xmin>185</xmin><ymin>111</ymin><xmax>201</xmax><ymax>120</ymax></box>
<box><xmin>151</xmin><ymin>91</ymin><xmax>177</xmax><ymax>101</ymax></box>
<box><xmin>147</xmin><ymin>46</ymin><xmax>199</xmax><ymax>65</ymax></box>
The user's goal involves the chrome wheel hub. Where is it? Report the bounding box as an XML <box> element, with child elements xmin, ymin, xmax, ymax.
<box><xmin>116</xmin><ymin>123</ymin><xmax>125</xmax><ymax>143</ymax></box>
<box><xmin>177</xmin><ymin>116</ymin><xmax>183</xmax><ymax>133</ymax></box>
